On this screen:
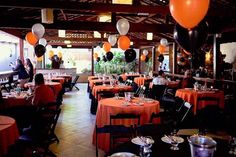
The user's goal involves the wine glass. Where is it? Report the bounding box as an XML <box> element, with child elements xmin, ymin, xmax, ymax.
<box><xmin>139</xmin><ymin>136</ymin><xmax>153</xmax><ymax>157</ymax></box>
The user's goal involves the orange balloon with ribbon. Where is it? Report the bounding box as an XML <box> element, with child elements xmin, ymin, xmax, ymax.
<box><xmin>36</xmin><ymin>56</ymin><xmax>43</xmax><ymax>62</ymax></box>
<box><xmin>140</xmin><ymin>54</ymin><xmax>146</xmax><ymax>61</ymax></box>
<box><xmin>118</xmin><ymin>35</ymin><xmax>130</xmax><ymax>50</ymax></box>
<box><xmin>169</xmin><ymin>0</ymin><xmax>210</xmax><ymax>29</ymax></box>
<box><xmin>158</xmin><ymin>45</ymin><xmax>166</xmax><ymax>54</ymax></box>
<box><xmin>103</xmin><ymin>42</ymin><xmax>111</xmax><ymax>53</ymax></box>
<box><xmin>25</xmin><ymin>32</ymin><xmax>38</xmax><ymax>45</ymax></box>
<box><xmin>93</xmin><ymin>53</ymin><xmax>98</xmax><ymax>59</ymax></box>
<box><xmin>48</xmin><ymin>50</ymin><xmax>54</xmax><ymax>59</ymax></box>
<box><xmin>58</xmin><ymin>52</ymin><xmax>63</xmax><ymax>58</ymax></box>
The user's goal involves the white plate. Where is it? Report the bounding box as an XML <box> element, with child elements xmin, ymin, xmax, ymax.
<box><xmin>110</xmin><ymin>152</ymin><xmax>137</xmax><ymax>157</ymax></box>
<box><xmin>131</xmin><ymin>137</ymin><xmax>154</xmax><ymax>146</ymax></box>
<box><xmin>161</xmin><ymin>136</ymin><xmax>184</xmax><ymax>144</ymax></box>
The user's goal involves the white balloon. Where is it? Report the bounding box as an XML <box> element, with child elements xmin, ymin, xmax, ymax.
<box><xmin>57</xmin><ymin>46</ymin><xmax>63</xmax><ymax>51</ymax></box>
<box><xmin>46</xmin><ymin>45</ymin><xmax>52</xmax><ymax>50</ymax></box>
<box><xmin>95</xmin><ymin>46</ymin><xmax>101</xmax><ymax>52</ymax></box>
<box><xmin>39</xmin><ymin>38</ymin><xmax>47</xmax><ymax>46</ymax></box>
<box><xmin>143</xmin><ymin>49</ymin><xmax>149</xmax><ymax>56</ymax></box>
<box><xmin>160</xmin><ymin>38</ymin><xmax>168</xmax><ymax>46</ymax></box>
<box><xmin>116</xmin><ymin>19</ymin><xmax>130</xmax><ymax>35</ymax></box>
<box><xmin>32</xmin><ymin>23</ymin><xmax>45</xmax><ymax>38</ymax></box>
<box><xmin>108</xmin><ymin>35</ymin><xmax>117</xmax><ymax>46</ymax></box>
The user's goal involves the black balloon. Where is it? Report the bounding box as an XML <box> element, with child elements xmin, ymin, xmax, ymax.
<box><xmin>158</xmin><ymin>54</ymin><xmax>164</xmax><ymax>62</ymax></box>
<box><xmin>124</xmin><ymin>49</ymin><xmax>136</xmax><ymax>63</ymax></box>
<box><xmin>145</xmin><ymin>56</ymin><xmax>149</xmax><ymax>63</ymax></box>
<box><xmin>96</xmin><ymin>57</ymin><xmax>100</xmax><ymax>62</ymax></box>
<box><xmin>34</xmin><ymin>44</ymin><xmax>46</xmax><ymax>57</ymax></box>
<box><xmin>102</xmin><ymin>55</ymin><xmax>107</xmax><ymax>62</ymax></box>
<box><xmin>106</xmin><ymin>51</ymin><xmax>114</xmax><ymax>61</ymax></box>
<box><xmin>173</xmin><ymin>21</ymin><xmax>208</xmax><ymax>53</ymax></box>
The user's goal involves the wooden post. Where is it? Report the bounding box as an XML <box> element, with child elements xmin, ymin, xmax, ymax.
<box><xmin>91</xmin><ymin>47</ymin><xmax>94</xmax><ymax>76</ymax></box>
<box><xmin>173</xmin><ymin>43</ymin><xmax>177</xmax><ymax>74</ymax></box>
<box><xmin>19</xmin><ymin>38</ymin><xmax>24</xmax><ymax>63</ymax></box>
<box><xmin>213</xmin><ymin>34</ymin><xmax>221</xmax><ymax>79</ymax></box>
<box><xmin>152</xmin><ymin>46</ymin><xmax>156</xmax><ymax>72</ymax></box>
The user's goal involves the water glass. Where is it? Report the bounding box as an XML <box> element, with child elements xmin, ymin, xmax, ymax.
<box><xmin>115</xmin><ymin>93</ymin><xmax>119</xmax><ymax>99</ymax></box>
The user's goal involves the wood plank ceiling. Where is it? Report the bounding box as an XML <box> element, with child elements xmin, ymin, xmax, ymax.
<box><xmin>0</xmin><ymin>0</ymin><xmax>236</xmax><ymax>48</ymax></box>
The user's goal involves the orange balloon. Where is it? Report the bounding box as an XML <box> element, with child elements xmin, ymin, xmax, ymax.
<box><xmin>103</xmin><ymin>42</ymin><xmax>111</xmax><ymax>52</ymax></box>
<box><xmin>25</xmin><ymin>32</ymin><xmax>38</xmax><ymax>45</ymax></box>
<box><xmin>58</xmin><ymin>52</ymin><xmax>62</xmax><ymax>58</ymax></box>
<box><xmin>93</xmin><ymin>52</ymin><xmax>98</xmax><ymax>59</ymax></box>
<box><xmin>169</xmin><ymin>0</ymin><xmax>210</xmax><ymax>29</ymax></box>
<box><xmin>158</xmin><ymin>45</ymin><xmax>166</xmax><ymax>53</ymax></box>
<box><xmin>140</xmin><ymin>54</ymin><xmax>146</xmax><ymax>61</ymax></box>
<box><xmin>48</xmin><ymin>50</ymin><xmax>54</xmax><ymax>58</ymax></box>
<box><xmin>36</xmin><ymin>56</ymin><xmax>43</xmax><ymax>62</ymax></box>
<box><xmin>118</xmin><ymin>35</ymin><xmax>130</xmax><ymax>50</ymax></box>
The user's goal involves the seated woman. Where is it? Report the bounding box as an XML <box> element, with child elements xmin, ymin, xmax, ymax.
<box><xmin>32</xmin><ymin>73</ymin><xmax>56</xmax><ymax>106</ymax></box>
<box><xmin>10</xmin><ymin>59</ymin><xmax>30</xmax><ymax>88</ymax></box>
<box><xmin>181</xmin><ymin>70</ymin><xmax>195</xmax><ymax>88</ymax></box>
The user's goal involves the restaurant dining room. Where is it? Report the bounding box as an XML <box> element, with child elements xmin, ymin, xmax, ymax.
<box><xmin>0</xmin><ymin>0</ymin><xmax>236</xmax><ymax>157</ymax></box>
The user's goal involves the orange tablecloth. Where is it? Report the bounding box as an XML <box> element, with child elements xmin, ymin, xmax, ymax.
<box><xmin>120</xmin><ymin>74</ymin><xmax>140</xmax><ymax>81</ymax></box>
<box><xmin>88</xmin><ymin>76</ymin><xmax>98</xmax><ymax>81</ymax></box>
<box><xmin>1</xmin><ymin>94</ymin><xmax>31</xmax><ymax>109</ymax></box>
<box><xmin>56</xmin><ymin>75</ymin><xmax>72</xmax><ymax>82</ymax></box>
<box><xmin>92</xmin><ymin>85</ymin><xmax>132</xmax><ymax>100</ymax></box>
<box><xmin>134</xmin><ymin>77</ymin><xmax>152</xmax><ymax>86</ymax></box>
<box><xmin>0</xmin><ymin>116</ymin><xmax>19</xmax><ymax>156</ymax></box>
<box><xmin>25</xmin><ymin>82</ymin><xmax>62</xmax><ymax>97</ymax></box>
<box><xmin>175</xmin><ymin>89</ymin><xmax>224</xmax><ymax>115</ymax></box>
<box><xmin>48</xmin><ymin>77</ymin><xmax>65</xmax><ymax>85</ymax></box>
<box><xmin>93</xmin><ymin>97</ymin><xmax>160</xmax><ymax>152</ymax></box>
<box><xmin>89</xmin><ymin>79</ymin><xmax>111</xmax><ymax>88</ymax></box>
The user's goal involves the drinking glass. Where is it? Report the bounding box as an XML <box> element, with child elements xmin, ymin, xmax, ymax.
<box><xmin>139</xmin><ymin>136</ymin><xmax>153</xmax><ymax>157</ymax></box>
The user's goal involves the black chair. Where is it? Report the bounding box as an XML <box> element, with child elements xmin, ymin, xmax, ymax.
<box><xmin>134</xmin><ymin>85</ymin><xmax>146</xmax><ymax>97</ymax></box>
<box><xmin>151</xmin><ymin>85</ymin><xmax>166</xmax><ymax>101</ymax></box>
<box><xmin>110</xmin><ymin>113</ymin><xmax>140</xmax><ymax>150</ymax></box>
<box><xmin>196</xmin><ymin>97</ymin><xmax>224</xmax><ymax>134</ymax></box>
<box><xmin>16</xmin><ymin>104</ymin><xmax>61</xmax><ymax>157</ymax></box>
<box><xmin>95</xmin><ymin>125</ymin><xmax>134</xmax><ymax>157</ymax></box>
<box><xmin>70</xmin><ymin>75</ymin><xmax>80</xmax><ymax>91</ymax></box>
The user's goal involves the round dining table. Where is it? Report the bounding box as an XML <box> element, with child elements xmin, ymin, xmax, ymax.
<box><xmin>0</xmin><ymin>116</ymin><xmax>19</xmax><ymax>156</ymax></box>
<box><xmin>25</xmin><ymin>82</ymin><xmax>62</xmax><ymax>97</ymax></box>
<box><xmin>134</xmin><ymin>77</ymin><xmax>152</xmax><ymax>86</ymax></box>
<box><xmin>93</xmin><ymin>97</ymin><xmax>160</xmax><ymax>152</ymax></box>
<box><xmin>175</xmin><ymin>88</ymin><xmax>224</xmax><ymax>115</ymax></box>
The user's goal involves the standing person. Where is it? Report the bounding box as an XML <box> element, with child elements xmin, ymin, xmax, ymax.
<box><xmin>152</xmin><ymin>70</ymin><xmax>168</xmax><ymax>85</ymax></box>
<box><xmin>181</xmin><ymin>70</ymin><xmax>195</xmax><ymax>88</ymax></box>
<box><xmin>32</xmin><ymin>73</ymin><xmax>56</xmax><ymax>106</ymax></box>
<box><xmin>25</xmin><ymin>58</ymin><xmax>34</xmax><ymax>82</ymax></box>
<box><xmin>10</xmin><ymin>59</ymin><xmax>30</xmax><ymax>88</ymax></box>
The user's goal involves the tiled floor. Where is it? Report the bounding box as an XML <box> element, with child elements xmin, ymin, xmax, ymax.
<box><xmin>50</xmin><ymin>83</ymin><xmax>104</xmax><ymax>157</ymax></box>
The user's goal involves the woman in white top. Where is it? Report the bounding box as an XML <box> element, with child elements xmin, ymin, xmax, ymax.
<box><xmin>152</xmin><ymin>70</ymin><xmax>168</xmax><ymax>85</ymax></box>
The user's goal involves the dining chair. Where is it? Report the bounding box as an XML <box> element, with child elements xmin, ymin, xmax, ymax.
<box><xmin>18</xmin><ymin>105</ymin><xmax>61</xmax><ymax>157</ymax></box>
<box><xmin>70</xmin><ymin>75</ymin><xmax>80</xmax><ymax>91</ymax></box>
<box><xmin>151</xmin><ymin>85</ymin><xmax>166</xmax><ymax>101</ymax></box>
<box><xmin>109</xmin><ymin>113</ymin><xmax>140</xmax><ymax>151</ymax></box>
<box><xmin>95</xmin><ymin>125</ymin><xmax>134</xmax><ymax>157</ymax></box>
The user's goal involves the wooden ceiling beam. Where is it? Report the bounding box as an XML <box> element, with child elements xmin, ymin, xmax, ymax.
<box><xmin>0</xmin><ymin>0</ymin><xmax>169</xmax><ymax>15</ymax></box>
<box><xmin>0</xmin><ymin>18</ymin><xmax>174</xmax><ymax>34</ymax></box>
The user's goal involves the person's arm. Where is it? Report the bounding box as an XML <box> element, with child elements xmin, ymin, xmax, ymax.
<box><xmin>12</xmin><ymin>64</ymin><xmax>20</xmax><ymax>71</ymax></box>
<box><xmin>32</xmin><ymin>87</ymin><xmax>40</xmax><ymax>106</ymax></box>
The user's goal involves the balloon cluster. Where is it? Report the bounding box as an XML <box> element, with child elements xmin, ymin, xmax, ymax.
<box><xmin>140</xmin><ymin>49</ymin><xmax>149</xmax><ymax>62</ymax></box>
<box><xmin>25</xmin><ymin>23</ymin><xmax>48</xmax><ymax>58</ymax></box>
<box><xmin>174</xmin><ymin>21</ymin><xmax>208</xmax><ymax>53</ymax></box>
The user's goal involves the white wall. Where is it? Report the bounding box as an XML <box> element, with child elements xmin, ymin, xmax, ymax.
<box><xmin>220</xmin><ymin>42</ymin><xmax>236</xmax><ymax>69</ymax></box>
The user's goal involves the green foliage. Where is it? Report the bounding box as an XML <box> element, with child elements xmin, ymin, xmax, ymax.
<box><xmin>94</xmin><ymin>51</ymin><xmax>138</xmax><ymax>74</ymax></box>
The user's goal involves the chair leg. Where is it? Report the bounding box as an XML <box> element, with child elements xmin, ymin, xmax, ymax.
<box><xmin>74</xmin><ymin>85</ymin><xmax>80</xmax><ymax>91</ymax></box>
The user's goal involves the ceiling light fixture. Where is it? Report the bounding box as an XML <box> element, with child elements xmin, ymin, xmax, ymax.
<box><xmin>41</xmin><ymin>9</ymin><xmax>54</xmax><ymax>24</ymax></box>
<box><xmin>112</xmin><ymin>0</ymin><xmax>132</xmax><ymax>5</ymax></box>
<box><xmin>94</xmin><ymin>31</ymin><xmax>101</xmax><ymax>38</ymax></box>
<box><xmin>98</xmin><ymin>13</ymin><xmax>111</xmax><ymax>22</ymax></box>
<box><xmin>58</xmin><ymin>30</ymin><xmax>66</xmax><ymax>38</ymax></box>
<box><xmin>147</xmin><ymin>32</ymin><xmax>153</xmax><ymax>40</ymax></box>
<box><xmin>64</xmin><ymin>40</ymin><xmax>71</xmax><ymax>44</ymax></box>
<box><xmin>67</xmin><ymin>44</ymin><xmax>72</xmax><ymax>48</ymax></box>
